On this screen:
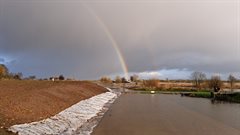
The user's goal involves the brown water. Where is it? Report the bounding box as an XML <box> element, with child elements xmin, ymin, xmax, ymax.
<box><xmin>92</xmin><ymin>93</ymin><xmax>240</xmax><ymax>135</ymax></box>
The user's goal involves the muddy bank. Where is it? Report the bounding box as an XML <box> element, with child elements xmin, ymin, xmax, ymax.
<box><xmin>9</xmin><ymin>92</ymin><xmax>118</xmax><ymax>135</ymax></box>
<box><xmin>0</xmin><ymin>80</ymin><xmax>108</xmax><ymax>134</ymax></box>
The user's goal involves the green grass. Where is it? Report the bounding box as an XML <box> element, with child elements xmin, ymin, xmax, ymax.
<box><xmin>215</xmin><ymin>93</ymin><xmax>240</xmax><ymax>103</ymax></box>
<box><xmin>136</xmin><ymin>88</ymin><xmax>212</xmax><ymax>98</ymax></box>
<box><xmin>131</xmin><ymin>87</ymin><xmax>210</xmax><ymax>92</ymax></box>
<box><xmin>136</xmin><ymin>88</ymin><xmax>211</xmax><ymax>96</ymax></box>
<box><xmin>190</xmin><ymin>92</ymin><xmax>240</xmax><ymax>102</ymax></box>
<box><xmin>231</xmin><ymin>93</ymin><xmax>240</xmax><ymax>103</ymax></box>
<box><xmin>131</xmin><ymin>87</ymin><xmax>240</xmax><ymax>102</ymax></box>
<box><xmin>132</xmin><ymin>87</ymin><xmax>195</xmax><ymax>92</ymax></box>
<box><xmin>188</xmin><ymin>92</ymin><xmax>212</xmax><ymax>98</ymax></box>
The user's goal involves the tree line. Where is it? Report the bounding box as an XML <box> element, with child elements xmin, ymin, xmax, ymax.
<box><xmin>0</xmin><ymin>64</ymin><xmax>23</xmax><ymax>80</ymax></box>
<box><xmin>100</xmin><ymin>71</ymin><xmax>239</xmax><ymax>92</ymax></box>
<box><xmin>0</xmin><ymin>64</ymin><xmax>66</xmax><ymax>81</ymax></box>
<box><xmin>190</xmin><ymin>71</ymin><xmax>238</xmax><ymax>92</ymax></box>
<box><xmin>100</xmin><ymin>75</ymin><xmax>139</xmax><ymax>84</ymax></box>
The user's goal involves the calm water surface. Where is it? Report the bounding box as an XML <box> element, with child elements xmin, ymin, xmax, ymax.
<box><xmin>92</xmin><ymin>94</ymin><xmax>240</xmax><ymax>135</ymax></box>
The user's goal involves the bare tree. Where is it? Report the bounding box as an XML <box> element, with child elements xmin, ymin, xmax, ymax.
<box><xmin>143</xmin><ymin>78</ymin><xmax>160</xmax><ymax>89</ymax></box>
<box><xmin>228</xmin><ymin>74</ymin><xmax>237</xmax><ymax>91</ymax></box>
<box><xmin>121</xmin><ymin>77</ymin><xmax>127</xmax><ymax>83</ymax></box>
<box><xmin>208</xmin><ymin>75</ymin><xmax>223</xmax><ymax>92</ymax></box>
<box><xmin>190</xmin><ymin>71</ymin><xmax>206</xmax><ymax>90</ymax></box>
<box><xmin>115</xmin><ymin>76</ymin><xmax>122</xmax><ymax>83</ymax></box>
<box><xmin>29</xmin><ymin>75</ymin><xmax>36</xmax><ymax>80</ymax></box>
<box><xmin>100</xmin><ymin>76</ymin><xmax>112</xmax><ymax>84</ymax></box>
<box><xmin>130</xmin><ymin>74</ymin><xmax>139</xmax><ymax>82</ymax></box>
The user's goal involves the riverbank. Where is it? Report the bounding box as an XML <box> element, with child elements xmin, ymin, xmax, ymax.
<box><xmin>131</xmin><ymin>88</ymin><xmax>212</xmax><ymax>98</ymax></box>
<box><xmin>180</xmin><ymin>91</ymin><xmax>212</xmax><ymax>98</ymax></box>
<box><xmin>131</xmin><ymin>88</ymin><xmax>240</xmax><ymax>103</ymax></box>
<box><xmin>9</xmin><ymin>92</ymin><xmax>117</xmax><ymax>135</ymax></box>
<box><xmin>0</xmin><ymin>80</ymin><xmax>108</xmax><ymax>134</ymax></box>
<box><xmin>214</xmin><ymin>92</ymin><xmax>240</xmax><ymax>103</ymax></box>
<box><xmin>180</xmin><ymin>91</ymin><xmax>240</xmax><ymax>103</ymax></box>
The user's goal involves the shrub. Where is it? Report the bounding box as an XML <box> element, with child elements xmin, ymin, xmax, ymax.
<box><xmin>0</xmin><ymin>64</ymin><xmax>9</xmax><ymax>79</ymax></box>
<box><xmin>100</xmin><ymin>76</ymin><xmax>112</xmax><ymax>83</ymax></box>
<box><xmin>59</xmin><ymin>75</ymin><xmax>65</xmax><ymax>80</ymax></box>
<box><xmin>115</xmin><ymin>76</ymin><xmax>122</xmax><ymax>83</ymax></box>
<box><xmin>143</xmin><ymin>79</ymin><xmax>160</xmax><ymax>89</ymax></box>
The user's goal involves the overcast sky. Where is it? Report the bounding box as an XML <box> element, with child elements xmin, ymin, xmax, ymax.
<box><xmin>0</xmin><ymin>0</ymin><xmax>240</xmax><ymax>80</ymax></box>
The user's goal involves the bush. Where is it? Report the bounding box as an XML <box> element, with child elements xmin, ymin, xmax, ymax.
<box><xmin>143</xmin><ymin>79</ymin><xmax>160</xmax><ymax>89</ymax></box>
<box><xmin>115</xmin><ymin>76</ymin><xmax>122</xmax><ymax>83</ymax></box>
<box><xmin>0</xmin><ymin>64</ymin><xmax>9</xmax><ymax>79</ymax></box>
<box><xmin>13</xmin><ymin>72</ymin><xmax>23</xmax><ymax>80</ymax></box>
<box><xmin>100</xmin><ymin>77</ymin><xmax>112</xmax><ymax>83</ymax></box>
<box><xmin>190</xmin><ymin>92</ymin><xmax>212</xmax><ymax>98</ymax></box>
<box><xmin>130</xmin><ymin>75</ymin><xmax>139</xmax><ymax>82</ymax></box>
<box><xmin>59</xmin><ymin>75</ymin><xmax>65</xmax><ymax>80</ymax></box>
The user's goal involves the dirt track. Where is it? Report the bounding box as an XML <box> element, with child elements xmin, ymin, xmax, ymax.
<box><xmin>0</xmin><ymin>80</ymin><xmax>107</xmax><ymax>128</ymax></box>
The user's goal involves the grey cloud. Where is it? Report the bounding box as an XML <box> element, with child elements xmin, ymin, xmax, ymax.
<box><xmin>0</xmin><ymin>0</ymin><xmax>240</xmax><ymax>79</ymax></box>
<box><xmin>118</xmin><ymin>2</ymin><xmax>240</xmax><ymax>74</ymax></box>
<box><xmin>0</xmin><ymin>58</ymin><xmax>4</xmax><ymax>63</ymax></box>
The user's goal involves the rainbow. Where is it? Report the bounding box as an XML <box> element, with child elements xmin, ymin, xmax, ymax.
<box><xmin>84</xmin><ymin>4</ymin><xmax>129</xmax><ymax>79</ymax></box>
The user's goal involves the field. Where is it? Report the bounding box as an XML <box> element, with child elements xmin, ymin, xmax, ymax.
<box><xmin>126</xmin><ymin>81</ymin><xmax>240</xmax><ymax>91</ymax></box>
<box><xmin>0</xmin><ymin>80</ymin><xmax>107</xmax><ymax>134</ymax></box>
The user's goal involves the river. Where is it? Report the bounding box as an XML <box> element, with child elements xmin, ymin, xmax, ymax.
<box><xmin>92</xmin><ymin>93</ymin><xmax>240</xmax><ymax>135</ymax></box>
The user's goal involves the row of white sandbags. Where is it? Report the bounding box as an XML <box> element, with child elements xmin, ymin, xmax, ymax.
<box><xmin>9</xmin><ymin>92</ymin><xmax>117</xmax><ymax>135</ymax></box>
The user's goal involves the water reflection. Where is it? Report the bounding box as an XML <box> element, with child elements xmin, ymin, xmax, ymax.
<box><xmin>210</xmin><ymin>98</ymin><xmax>240</xmax><ymax>105</ymax></box>
<box><xmin>93</xmin><ymin>94</ymin><xmax>240</xmax><ymax>135</ymax></box>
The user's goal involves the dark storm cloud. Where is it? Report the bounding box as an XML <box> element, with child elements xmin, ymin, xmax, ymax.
<box><xmin>0</xmin><ymin>0</ymin><xmax>239</xmax><ymax>79</ymax></box>
<box><xmin>95</xmin><ymin>1</ymin><xmax>240</xmax><ymax>75</ymax></box>
<box><xmin>0</xmin><ymin>1</ymin><xmax>123</xmax><ymax>79</ymax></box>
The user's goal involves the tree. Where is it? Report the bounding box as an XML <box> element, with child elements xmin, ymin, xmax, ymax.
<box><xmin>208</xmin><ymin>75</ymin><xmax>223</xmax><ymax>92</ymax></box>
<box><xmin>115</xmin><ymin>76</ymin><xmax>122</xmax><ymax>83</ymax></box>
<box><xmin>130</xmin><ymin>74</ymin><xmax>139</xmax><ymax>82</ymax></box>
<box><xmin>121</xmin><ymin>77</ymin><xmax>127</xmax><ymax>83</ymax></box>
<box><xmin>143</xmin><ymin>78</ymin><xmax>159</xmax><ymax>89</ymax></box>
<box><xmin>13</xmin><ymin>72</ymin><xmax>23</xmax><ymax>80</ymax></box>
<box><xmin>0</xmin><ymin>64</ymin><xmax>9</xmax><ymax>79</ymax></box>
<box><xmin>29</xmin><ymin>75</ymin><xmax>36</xmax><ymax>80</ymax></box>
<box><xmin>228</xmin><ymin>74</ymin><xmax>237</xmax><ymax>91</ymax></box>
<box><xmin>59</xmin><ymin>75</ymin><xmax>65</xmax><ymax>80</ymax></box>
<box><xmin>100</xmin><ymin>76</ymin><xmax>112</xmax><ymax>83</ymax></box>
<box><xmin>190</xmin><ymin>71</ymin><xmax>206</xmax><ymax>90</ymax></box>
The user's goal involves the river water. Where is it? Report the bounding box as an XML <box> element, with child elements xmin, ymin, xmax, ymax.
<box><xmin>92</xmin><ymin>93</ymin><xmax>240</xmax><ymax>135</ymax></box>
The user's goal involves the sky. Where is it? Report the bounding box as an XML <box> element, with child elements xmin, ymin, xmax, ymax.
<box><xmin>0</xmin><ymin>0</ymin><xmax>240</xmax><ymax>80</ymax></box>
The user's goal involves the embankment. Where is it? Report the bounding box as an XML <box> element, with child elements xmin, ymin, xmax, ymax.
<box><xmin>0</xmin><ymin>80</ymin><xmax>108</xmax><ymax>133</ymax></box>
<box><xmin>8</xmin><ymin>92</ymin><xmax>117</xmax><ymax>135</ymax></box>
